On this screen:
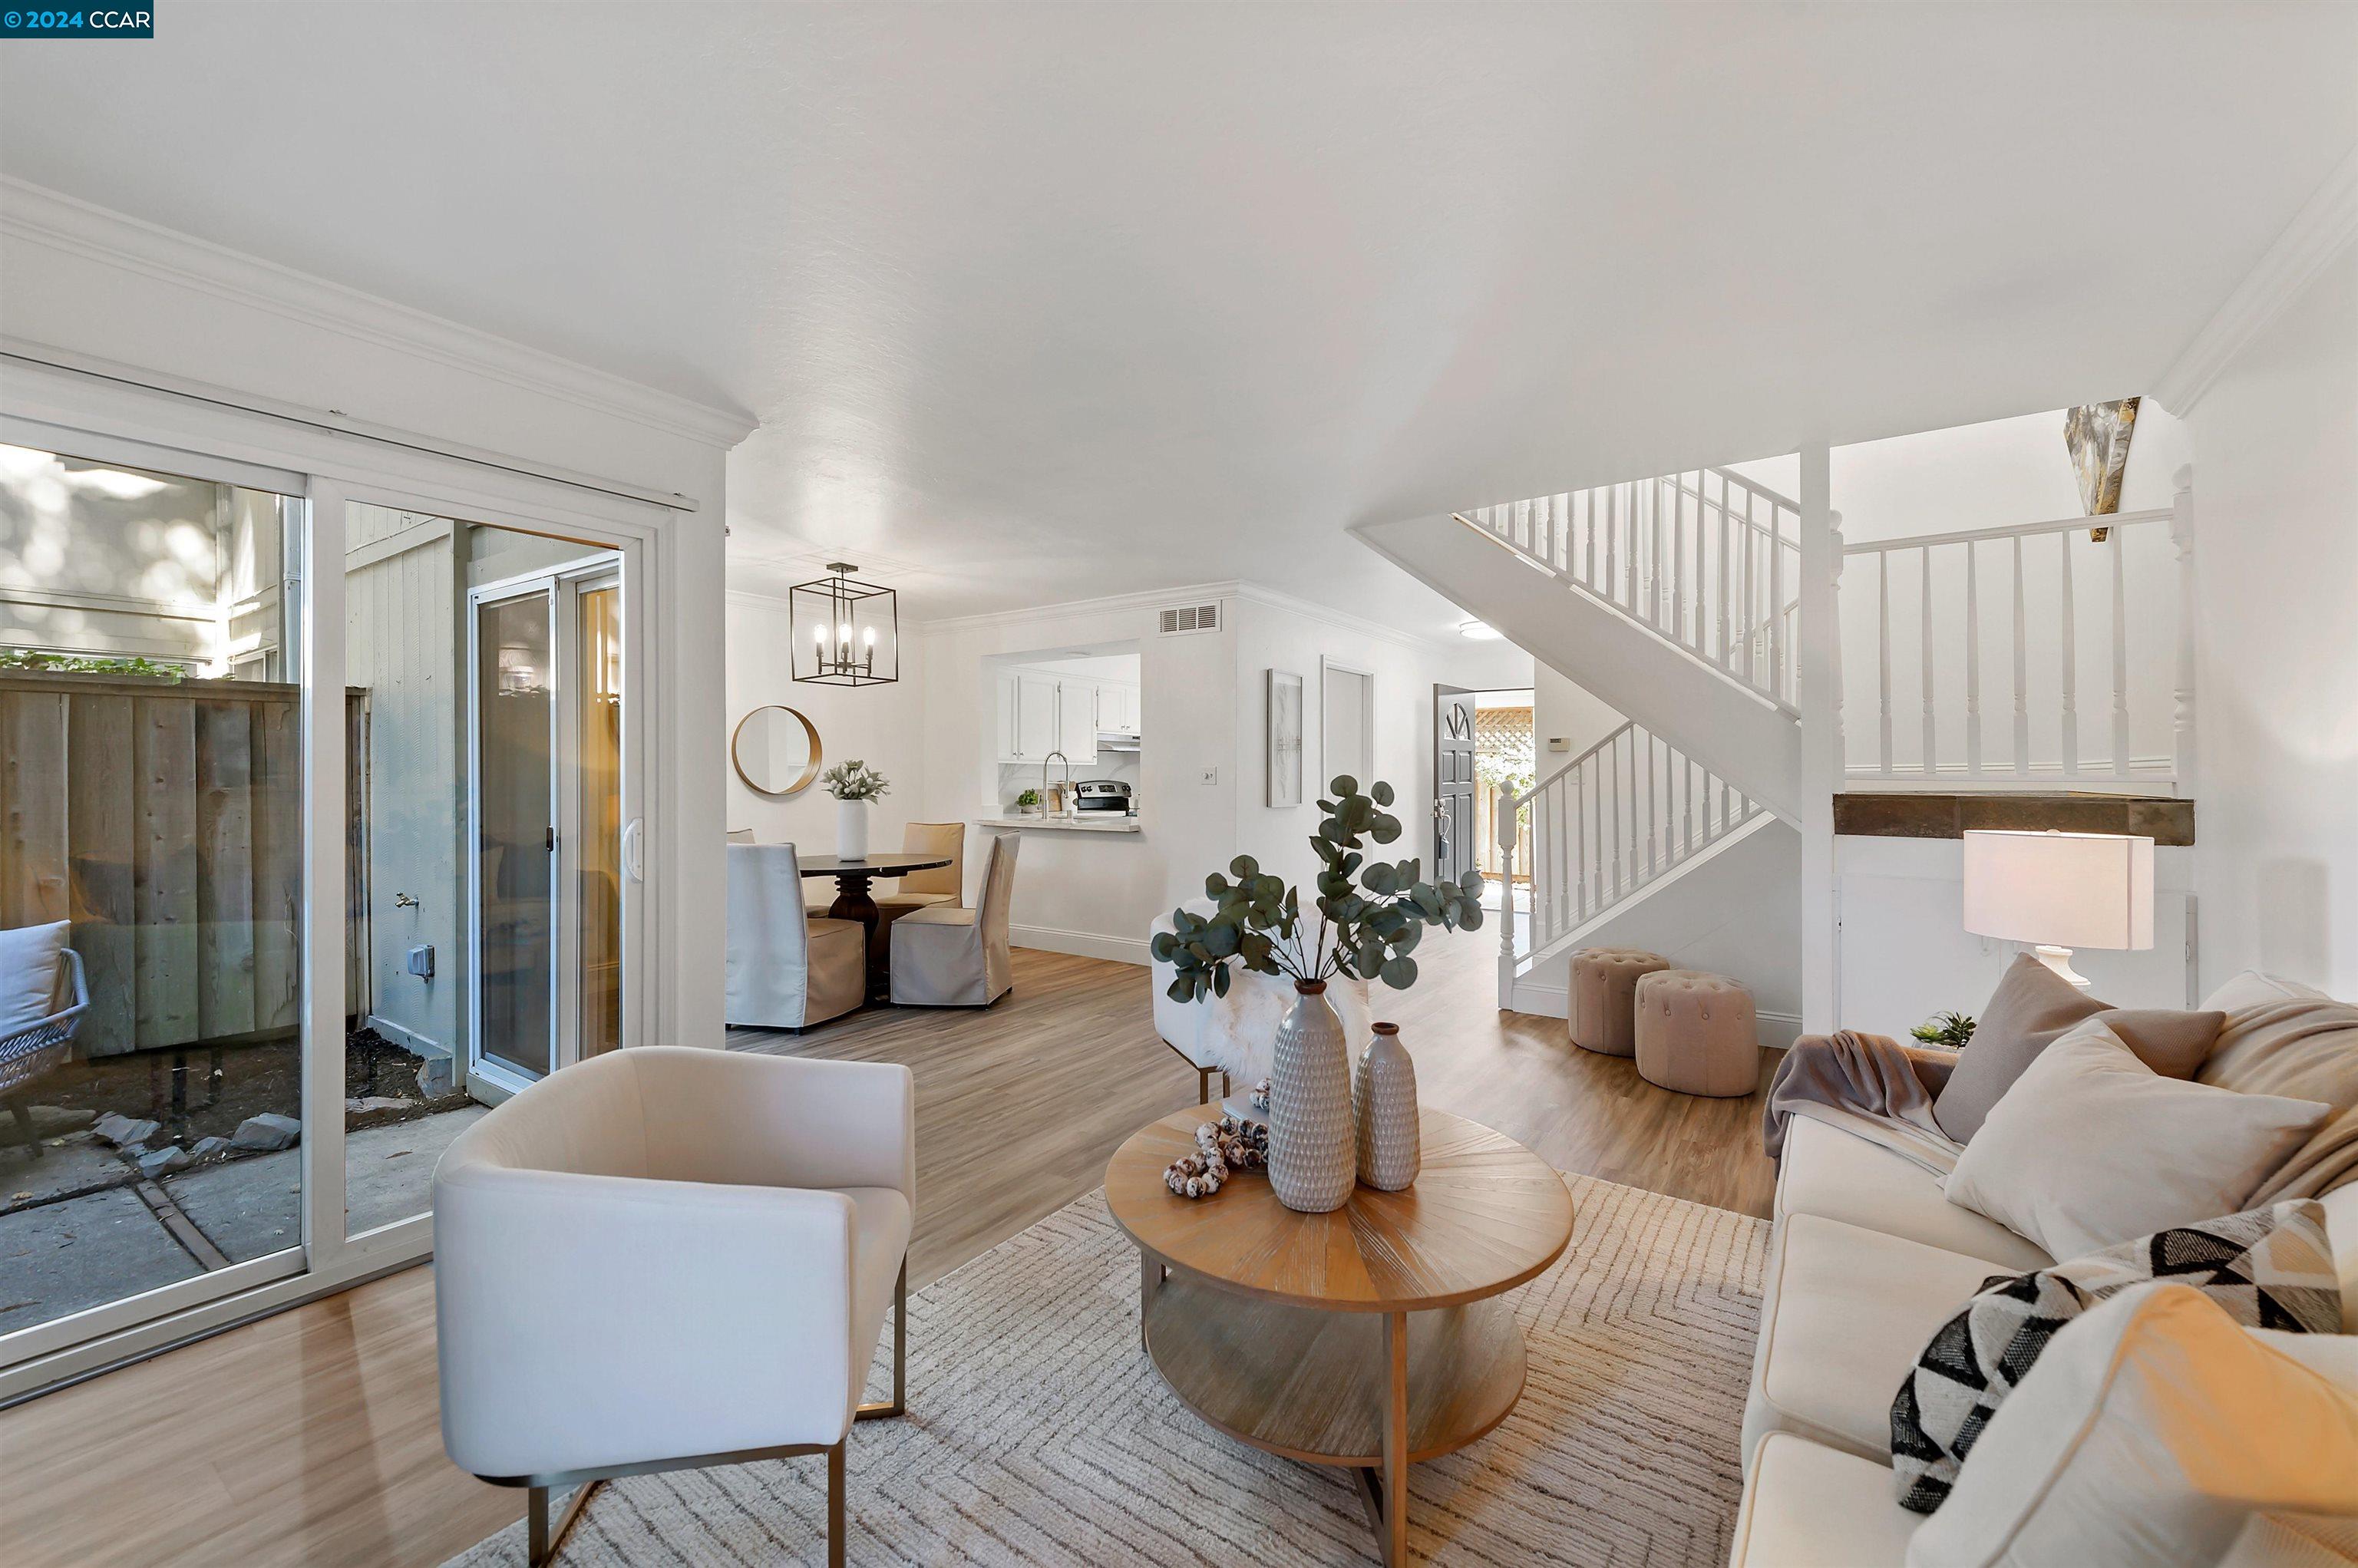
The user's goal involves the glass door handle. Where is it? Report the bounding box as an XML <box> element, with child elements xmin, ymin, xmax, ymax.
<box><xmin>621</xmin><ymin>817</ymin><xmax>646</xmax><ymax>882</ymax></box>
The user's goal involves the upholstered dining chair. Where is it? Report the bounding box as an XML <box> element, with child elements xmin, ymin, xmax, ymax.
<box><xmin>889</xmin><ymin>832</ymin><xmax>1019</xmax><ymax>1007</ymax></box>
<box><xmin>725</xmin><ymin>843</ymin><xmax>864</xmax><ymax>1030</ymax></box>
<box><xmin>875</xmin><ymin>821</ymin><xmax>966</xmax><ymax>926</ymax></box>
<box><xmin>434</xmin><ymin>1047</ymin><xmax>914</xmax><ymax>1567</ymax></box>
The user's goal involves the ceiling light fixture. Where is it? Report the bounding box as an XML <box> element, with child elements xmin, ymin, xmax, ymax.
<box><xmin>1458</xmin><ymin>620</ymin><xmax>1503</xmax><ymax>640</ymax></box>
<box><xmin>791</xmin><ymin>562</ymin><xmax>899</xmax><ymax>686</ymax></box>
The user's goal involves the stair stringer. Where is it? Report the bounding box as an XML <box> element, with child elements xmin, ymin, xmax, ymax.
<box><xmin>1352</xmin><ymin>511</ymin><xmax>1802</xmax><ymax>821</ymax></box>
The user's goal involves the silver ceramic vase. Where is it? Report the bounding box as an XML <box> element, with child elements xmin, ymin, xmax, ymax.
<box><xmin>1267</xmin><ymin>981</ymin><xmax>1356</xmax><ymax>1213</ymax></box>
<box><xmin>1354</xmin><ymin>1022</ymin><xmax>1421</xmax><ymax>1190</ymax></box>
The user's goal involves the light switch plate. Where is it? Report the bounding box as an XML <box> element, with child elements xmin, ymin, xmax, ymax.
<box><xmin>1200</xmin><ymin>767</ymin><xmax>1219</xmax><ymax>785</ymax></box>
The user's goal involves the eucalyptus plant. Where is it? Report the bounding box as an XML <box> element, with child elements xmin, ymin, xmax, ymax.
<box><xmin>821</xmin><ymin>759</ymin><xmax>890</xmax><ymax>801</ymax></box>
<box><xmin>1151</xmin><ymin>775</ymin><xmax>1484</xmax><ymax>1002</ymax></box>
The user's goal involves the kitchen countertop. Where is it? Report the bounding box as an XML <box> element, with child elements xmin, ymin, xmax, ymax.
<box><xmin>976</xmin><ymin>815</ymin><xmax>1142</xmax><ymax>834</ymax></box>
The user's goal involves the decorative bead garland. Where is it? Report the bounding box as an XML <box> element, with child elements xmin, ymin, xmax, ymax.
<box><xmin>1163</xmin><ymin>1114</ymin><xmax>1272</xmax><ymax>1198</ymax></box>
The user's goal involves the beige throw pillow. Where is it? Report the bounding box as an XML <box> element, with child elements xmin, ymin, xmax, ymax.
<box><xmin>1943</xmin><ymin>1018</ymin><xmax>2328</xmax><ymax>1259</ymax></box>
<box><xmin>1934</xmin><ymin>953</ymin><xmax>2227</xmax><ymax>1142</ymax></box>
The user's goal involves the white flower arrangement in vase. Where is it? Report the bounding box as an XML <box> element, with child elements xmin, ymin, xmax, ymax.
<box><xmin>821</xmin><ymin>759</ymin><xmax>890</xmax><ymax>860</ymax></box>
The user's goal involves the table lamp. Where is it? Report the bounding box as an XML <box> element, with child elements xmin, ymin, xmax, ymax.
<box><xmin>1961</xmin><ymin>829</ymin><xmax>2154</xmax><ymax>989</ymax></box>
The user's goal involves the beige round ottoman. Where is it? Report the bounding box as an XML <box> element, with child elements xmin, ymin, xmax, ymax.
<box><xmin>1634</xmin><ymin>970</ymin><xmax>1759</xmax><ymax>1097</ymax></box>
<box><xmin>1569</xmin><ymin>947</ymin><xmax>1673</xmax><ymax>1057</ymax></box>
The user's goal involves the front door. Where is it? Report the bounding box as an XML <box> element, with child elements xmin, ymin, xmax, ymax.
<box><xmin>1434</xmin><ymin>685</ymin><xmax>1477</xmax><ymax>885</ymax></box>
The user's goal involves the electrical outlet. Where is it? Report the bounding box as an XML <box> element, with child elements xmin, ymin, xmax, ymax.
<box><xmin>1199</xmin><ymin>767</ymin><xmax>1219</xmax><ymax>786</ymax></box>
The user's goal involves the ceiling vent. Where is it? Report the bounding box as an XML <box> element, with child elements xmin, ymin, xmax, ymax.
<box><xmin>1158</xmin><ymin>602</ymin><xmax>1221</xmax><ymax>635</ymax></box>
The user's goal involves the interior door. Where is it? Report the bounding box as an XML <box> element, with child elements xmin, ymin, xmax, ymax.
<box><xmin>1435</xmin><ymin>685</ymin><xmax>1477</xmax><ymax>885</ymax></box>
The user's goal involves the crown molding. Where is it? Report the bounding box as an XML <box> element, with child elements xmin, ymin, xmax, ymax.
<box><xmin>0</xmin><ymin>177</ymin><xmax>758</xmax><ymax>450</ymax></box>
<box><xmin>2151</xmin><ymin>143</ymin><xmax>2358</xmax><ymax>417</ymax></box>
<box><xmin>1228</xmin><ymin>581</ymin><xmax>1454</xmax><ymax>655</ymax></box>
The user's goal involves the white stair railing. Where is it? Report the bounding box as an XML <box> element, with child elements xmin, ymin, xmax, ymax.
<box><xmin>1458</xmin><ymin>466</ymin><xmax>1802</xmax><ymax>713</ymax></box>
<box><xmin>1840</xmin><ymin>467</ymin><xmax>2195</xmax><ymax>789</ymax></box>
<box><xmin>1494</xmin><ymin>720</ymin><xmax>1765</xmax><ymax>999</ymax></box>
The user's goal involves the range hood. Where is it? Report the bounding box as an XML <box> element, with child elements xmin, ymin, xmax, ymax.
<box><xmin>1095</xmin><ymin>730</ymin><xmax>1141</xmax><ymax>752</ymax></box>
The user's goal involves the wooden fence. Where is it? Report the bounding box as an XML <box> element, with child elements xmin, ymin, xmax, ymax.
<box><xmin>0</xmin><ymin>672</ymin><xmax>368</xmax><ymax>1058</ymax></box>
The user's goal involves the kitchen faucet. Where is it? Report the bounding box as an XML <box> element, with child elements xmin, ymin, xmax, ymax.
<box><xmin>1042</xmin><ymin>749</ymin><xmax>1073</xmax><ymax>815</ymax></box>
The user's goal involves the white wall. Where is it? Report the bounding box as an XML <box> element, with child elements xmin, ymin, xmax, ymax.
<box><xmin>725</xmin><ymin>591</ymin><xmax>928</xmax><ymax>851</ymax></box>
<box><xmin>1230</xmin><ymin>593</ymin><xmax>1529</xmax><ymax>903</ymax></box>
<box><xmin>2</xmin><ymin>200</ymin><xmax>748</xmax><ymax>1050</ymax></box>
<box><xmin>1835</xmin><ymin>836</ymin><xmax>2198</xmax><ymax>1034</ymax></box>
<box><xmin>920</xmin><ymin>593</ymin><xmax>1237</xmax><ymax>964</ymax></box>
<box><xmin>2183</xmin><ymin>243</ymin><xmax>2358</xmax><ymax>997</ymax></box>
<box><xmin>1531</xmin><ymin>662</ymin><xmax>1625</xmax><ymax>775</ymax></box>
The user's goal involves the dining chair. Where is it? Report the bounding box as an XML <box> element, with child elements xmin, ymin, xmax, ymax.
<box><xmin>888</xmin><ymin>833</ymin><xmax>1019</xmax><ymax>1007</ymax></box>
<box><xmin>876</xmin><ymin>822</ymin><xmax>966</xmax><ymax>923</ymax></box>
<box><xmin>434</xmin><ymin>1048</ymin><xmax>913</xmax><ymax>1566</ymax></box>
<box><xmin>725</xmin><ymin>843</ymin><xmax>864</xmax><ymax>1029</ymax></box>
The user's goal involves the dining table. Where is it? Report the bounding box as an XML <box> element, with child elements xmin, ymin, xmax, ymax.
<box><xmin>794</xmin><ymin>850</ymin><xmax>956</xmax><ymax>1000</ymax></box>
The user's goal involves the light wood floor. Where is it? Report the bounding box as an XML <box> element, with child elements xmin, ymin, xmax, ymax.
<box><xmin>0</xmin><ymin>936</ymin><xmax>1777</xmax><ymax>1567</ymax></box>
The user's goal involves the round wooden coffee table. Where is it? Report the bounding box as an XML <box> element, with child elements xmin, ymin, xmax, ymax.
<box><xmin>1105</xmin><ymin>1104</ymin><xmax>1574</xmax><ymax>1566</ymax></box>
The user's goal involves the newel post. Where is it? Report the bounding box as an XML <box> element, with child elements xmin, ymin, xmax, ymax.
<box><xmin>1495</xmin><ymin>792</ymin><xmax>1518</xmax><ymax>1006</ymax></box>
<box><xmin>1798</xmin><ymin>445</ymin><xmax>1839</xmax><ymax>1034</ymax></box>
<box><xmin>2170</xmin><ymin>464</ymin><xmax>2197</xmax><ymax>794</ymax></box>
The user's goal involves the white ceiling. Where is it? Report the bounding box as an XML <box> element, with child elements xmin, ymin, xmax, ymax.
<box><xmin>4</xmin><ymin>4</ymin><xmax>2351</xmax><ymax>634</ymax></box>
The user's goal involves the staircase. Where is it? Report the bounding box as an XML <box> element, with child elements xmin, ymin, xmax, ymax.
<box><xmin>1354</xmin><ymin>466</ymin><xmax>1806</xmax><ymax>1006</ymax></box>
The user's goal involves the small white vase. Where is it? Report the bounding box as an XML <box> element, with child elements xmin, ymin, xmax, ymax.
<box><xmin>1354</xmin><ymin>1022</ymin><xmax>1421</xmax><ymax>1190</ymax></box>
<box><xmin>837</xmin><ymin>798</ymin><xmax>869</xmax><ymax>860</ymax></box>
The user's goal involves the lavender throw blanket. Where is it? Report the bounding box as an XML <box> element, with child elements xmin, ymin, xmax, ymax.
<box><xmin>1762</xmin><ymin>1031</ymin><xmax>1965</xmax><ymax>1174</ymax></box>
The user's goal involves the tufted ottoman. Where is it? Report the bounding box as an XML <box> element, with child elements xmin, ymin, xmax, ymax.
<box><xmin>1634</xmin><ymin>970</ymin><xmax>1759</xmax><ymax>1097</ymax></box>
<box><xmin>1569</xmin><ymin>947</ymin><xmax>1673</xmax><ymax>1057</ymax></box>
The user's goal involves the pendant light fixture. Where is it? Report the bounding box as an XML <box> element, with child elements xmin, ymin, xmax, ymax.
<box><xmin>790</xmin><ymin>561</ymin><xmax>899</xmax><ymax>686</ymax></box>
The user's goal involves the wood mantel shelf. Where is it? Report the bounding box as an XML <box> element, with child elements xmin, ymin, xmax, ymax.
<box><xmin>1833</xmin><ymin>791</ymin><xmax>2193</xmax><ymax>846</ymax></box>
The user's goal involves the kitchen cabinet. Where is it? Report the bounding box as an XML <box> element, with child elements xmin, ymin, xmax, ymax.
<box><xmin>1095</xmin><ymin>681</ymin><xmax>1138</xmax><ymax>736</ymax></box>
<box><xmin>996</xmin><ymin>667</ymin><xmax>1103</xmax><ymax>764</ymax></box>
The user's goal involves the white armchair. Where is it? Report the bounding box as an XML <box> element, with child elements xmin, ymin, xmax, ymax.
<box><xmin>434</xmin><ymin>1047</ymin><xmax>914</xmax><ymax>1566</ymax></box>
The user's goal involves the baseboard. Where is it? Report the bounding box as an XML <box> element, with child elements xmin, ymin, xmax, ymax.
<box><xmin>362</xmin><ymin>1014</ymin><xmax>444</xmax><ymax>1058</ymax></box>
<box><xmin>1504</xmin><ymin>985</ymin><xmax>1801</xmax><ymax>1051</ymax></box>
<box><xmin>1508</xmin><ymin>979</ymin><xmax>1568</xmax><ymax>1019</ymax></box>
<box><xmin>1010</xmin><ymin>924</ymin><xmax>1151</xmax><ymax>967</ymax></box>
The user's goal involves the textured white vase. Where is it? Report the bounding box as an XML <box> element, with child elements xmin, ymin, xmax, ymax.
<box><xmin>837</xmin><ymin>798</ymin><xmax>869</xmax><ymax>860</ymax></box>
<box><xmin>1267</xmin><ymin>981</ymin><xmax>1356</xmax><ymax>1213</ymax></box>
<box><xmin>1354</xmin><ymin>1022</ymin><xmax>1421</xmax><ymax>1190</ymax></box>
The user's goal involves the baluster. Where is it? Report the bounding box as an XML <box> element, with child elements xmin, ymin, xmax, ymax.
<box><xmin>1726</xmin><ymin>504</ymin><xmax>1745</xmax><ymax>669</ymax></box>
<box><xmin>1669</xmin><ymin>476</ymin><xmax>1685</xmax><ymax>649</ymax></box>
<box><xmin>1965</xmin><ymin>538</ymin><xmax>1983</xmax><ymax>776</ymax></box>
<box><xmin>1587</xmin><ymin>487</ymin><xmax>1601</xmax><ymax>593</ymax></box>
<box><xmin>1604</xmin><ymin>485</ymin><xmax>1620</xmax><ymax>609</ymax></box>
<box><xmin>1741</xmin><ymin>514</ymin><xmax>1756</xmax><ymax>687</ymax></box>
<box><xmin>1877</xmin><ymin>551</ymin><xmax>1894</xmax><ymax>774</ymax></box>
<box><xmin>1645</xmin><ymin>734</ymin><xmax>1658</xmax><ymax>876</ymax></box>
<box><xmin>2110</xmin><ymin>526</ymin><xmax>2129</xmax><ymax>777</ymax></box>
<box><xmin>1553</xmin><ymin>775</ymin><xmax>1567</xmax><ymax>933</ymax></box>
<box><xmin>1609</xmin><ymin>733</ymin><xmax>1624</xmax><ymax>900</ymax></box>
<box><xmin>2012</xmin><ymin>535</ymin><xmax>2029</xmax><ymax>773</ymax></box>
<box><xmin>2059</xmin><ymin>530</ymin><xmax>2079</xmax><ymax>776</ymax></box>
<box><xmin>1769</xmin><ymin>499</ymin><xmax>1785</xmax><ymax>700</ymax></box>
<box><xmin>2170</xmin><ymin>466</ymin><xmax>2197</xmax><ymax>789</ymax></box>
<box><xmin>1589</xmin><ymin>759</ymin><xmax>1603</xmax><ymax>913</ymax></box>
<box><xmin>1656</xmin><ymin>478</ymin><xmax>1672</xmax><ymax>631</ymax></box>
<box><xmin>1920</xmin><ymin>548</ymin><xmax>1937</xmax><ymax>781</ymax></box>
<box><xmin>1684</xmin><ymin>755</ymin><xmax>1696</xmax><ymax>854</ymax></box>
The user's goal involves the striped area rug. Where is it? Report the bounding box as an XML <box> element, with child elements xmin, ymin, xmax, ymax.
<box><xmin>447</xmin><ymin>1174</ymin><xmax>1768</xmax><ymax>1566</ymax></box>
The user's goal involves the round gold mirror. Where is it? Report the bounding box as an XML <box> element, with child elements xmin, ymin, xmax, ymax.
<box><xmin>732</xmin><ymin>705</ymin><xmax>822</xmax><ymax>797</ymax></box>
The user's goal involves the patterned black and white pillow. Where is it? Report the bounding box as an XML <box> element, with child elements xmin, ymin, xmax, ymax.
<box><xmin>1891</xmin><ymin>1200</ymin><xmax>2340</xmax><ymax>1514</ymax></box>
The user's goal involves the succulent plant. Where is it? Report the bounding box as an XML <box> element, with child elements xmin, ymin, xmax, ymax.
<box><xmin>1151</xmin><ymin>775</ymin><xmax>1484</xmax><ymax>1002</ymax></box>
<box><xmin>1911</xmin><ymin>1010</ymin><xmax>1977</xmax><ymax>1050</ymax></box>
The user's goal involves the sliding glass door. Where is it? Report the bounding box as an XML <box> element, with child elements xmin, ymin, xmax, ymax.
<box><xmin>466</xmin><ymin>562</ymin><xmax>628</xmax><ymax>1098</ymax></box>
<box><xmin>0</xmin><ymin>378</ymin><xmax>659</xmax><ymax>1396</ymax></box>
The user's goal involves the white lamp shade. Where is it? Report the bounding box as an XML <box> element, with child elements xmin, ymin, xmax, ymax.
<box><xmin>1961</xmin><ymin>830</ymin><xmax>2155</xmax><ymax>952</ymax></box>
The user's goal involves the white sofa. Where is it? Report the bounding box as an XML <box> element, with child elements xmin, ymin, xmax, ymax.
<box><xmin>1730</xmin><ymin>972</ymin><xmax>2358</xmax><ymax>1567</ymax></box>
